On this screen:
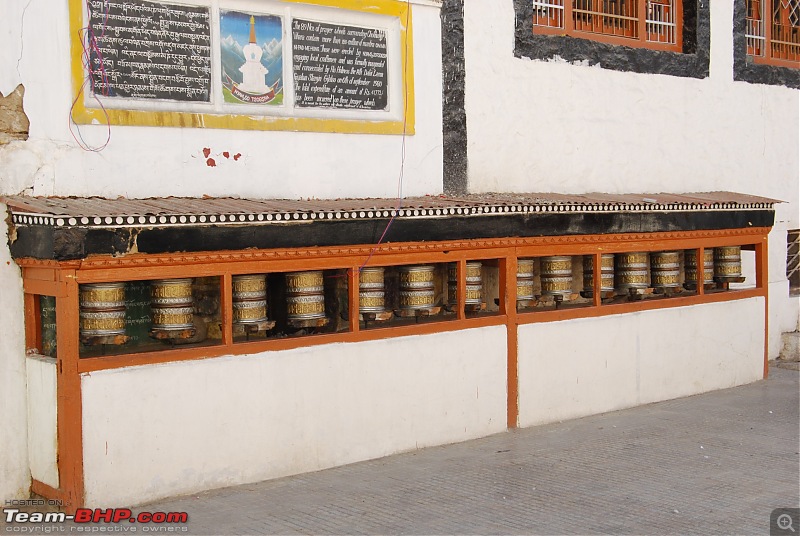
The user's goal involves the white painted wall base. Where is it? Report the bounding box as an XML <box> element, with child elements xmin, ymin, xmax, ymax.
<box><xmin>81</xmin><ymin>327</ymin><xmax>507</xmax><ymax>507</ymax></box>
<box><xmin>0</xmin><ymin>207</ymin><xmax>30</xmax><ymax>500</ymax></box>
<box><xmin>517</xmin><ymin>298</ymin><xmax>766</xmax><ymax>427</ymax></box>
<box><xmin>26</xmin><ymin>355</ymin><xmax>58</xmax><ymax>488</ymax></box>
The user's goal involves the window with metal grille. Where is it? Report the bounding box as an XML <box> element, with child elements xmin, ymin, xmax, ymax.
<box><xmin>788</xmin><ymin>230</ymin><xmax>800</xmax><ymax>296</ymax></box>
<box><xmin>532</xmin><ymin>0</ymin><xmax>682</xmax><ymax>51</ymax></box>
<box><xmin>746</xmin><ymin>0</ymin><xmax>800</xmax><ymax>67</ymax></box>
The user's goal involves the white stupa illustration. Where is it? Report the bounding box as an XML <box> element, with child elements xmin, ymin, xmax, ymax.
<box><xmin>238</xmin><ymin>16</ymin><xmax>269</xmax><ymax>94</ymax></box>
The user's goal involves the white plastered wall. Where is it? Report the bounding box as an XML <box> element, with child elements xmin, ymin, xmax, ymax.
<box><xmin>462</xmin><ymin>1</ymin><xmax>800</xmax><ymax>352</ymax></box>
<box><xmin>26</xmin><ymin>356</ymin><xmax>58</xmax><ymax>489</ymax></box>
<box><xmin>81</xmin><ymin>327</ymin><xmax>508</xmax><ymax>507</ymax></box>
<box><xmin>0</xmin><ymin>0</ymin><xmax>443</xmax><ymax>199</ymax></box>
<box><xmin>0</xmin><ymin>206</ymin><xmax>29</xmax><ymax>500</ymax></box>
<box><xmin>0</xmin><ymin>0</ymin><xmax>444</xmax><ymax>502</ymax></box>
<box><xmin>518</xmin><ymin>298</ymin><xmax>766</xmax><ymax>427</ymax></box>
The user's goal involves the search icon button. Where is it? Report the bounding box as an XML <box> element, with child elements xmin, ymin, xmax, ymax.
<box><xmin>772</xmin><ymin>509</ymin><xmax>800</xmax><ymax>535</ymax></box>
<box><xmin>778</xmin><ymin>514</ymin><xmax>796</xmax><ymax>532</ymax></box>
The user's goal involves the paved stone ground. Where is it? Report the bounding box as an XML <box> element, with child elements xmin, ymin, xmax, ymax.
<box><xmin>3</xmin><ymin>365</ymin><xmax>798</xmax><ymax>535</ymax></box>
<box><xmin>126</xmin><ymin>364</ymin><xmax>799</xmax><ymax>535</ymax></box>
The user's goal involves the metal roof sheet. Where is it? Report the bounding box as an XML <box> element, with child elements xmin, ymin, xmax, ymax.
<box><xmin>2</xmin><ymin>192</ymin><xmax>779</xmax><ymax>229</ymax></box>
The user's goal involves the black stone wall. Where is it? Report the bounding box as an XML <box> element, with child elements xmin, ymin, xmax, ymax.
<box><xmin>441</xmin><ymin>0</ymin><xmax>468</xmax><ymax>195</ymax></box>
<box><xmin>512</xmin><ymin>0</ymin><xmax>709</xmax><ymax>78</ymax></box>
<box><xmin>732</xmin><ymin>0</ymin><xmax>800</xmax><ymax>88</ymax></box>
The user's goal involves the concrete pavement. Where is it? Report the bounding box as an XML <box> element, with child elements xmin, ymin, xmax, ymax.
<box><xmin>2</xmin><ymin>364</ymin><xmax>797</xmax><ymax>535</ymax></box>
<box><xmin>127</xmin><ymin>364</ymin><xmax>799</xmax><ymax>535</ymax></box>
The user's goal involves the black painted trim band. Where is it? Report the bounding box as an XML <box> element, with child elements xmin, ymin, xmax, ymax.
<box><xmin>9</xmin><ymin>209</ymin><xmax>775</xmax><ymax>260</ymax></box>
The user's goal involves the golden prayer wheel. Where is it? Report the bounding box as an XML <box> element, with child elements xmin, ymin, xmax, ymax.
<box><xmin>615</xmin><ymin>252</ymin><xmax>650</xmax><ymax>291</ymax></box>
<box><xmin>358</xmin><ymin>267</ymin><xmax>386</xmax><ymax>313</ymax></box>
<box><xmin>540</xmin><ymin>256</ymin><xmax>573</xmax><ymax>298</ymax></box>
<box><xmin>714</xmin><ymin>246</ymin><xmax>743</xmax><ymax>281</ymax></box>
<box><xmin>80</xmin><ymin>282</ymin><xmax>126</xmax><ymax>337</ymax></box>
<box><xmin>684</xmin><ymin>248</ymin><xmax>714</xmax><ymax>288</ymax></box>
<box><xmin>516</xmin><ymin>258</ymin><xmax>535</xmax><ymax>302</ymax></box>
<box><xmin>150</xmin><ymin>278</ymin><xmax>195</xmax><ymax>330</ymax></box>
<box><xmin>232</xmin><ymin>274</ymin><xmax>268</xmax><ymax>324</ymax></box>
<box><xmin>286</xmin><ymin>270</ymin><xmax>326</xmax><ymax>320</ymax></box>
<box><xmin>398</xmin><ymin>265</ymin><xmax>436</xmax><ymax>311</ymax></box>
<box><xmin>447</xmin><ymin>262</ymin><xmax>483</xmax><ymax>305</ymax></box>
<box><xmin>650</xmin><ymin>251</ymin><xmax>681</xmax><ymax>288</ymax></box>
<box><xmin>582</xmin><ymin>254</ymin><xmax>615</xmax><ymax>294</ymax></box>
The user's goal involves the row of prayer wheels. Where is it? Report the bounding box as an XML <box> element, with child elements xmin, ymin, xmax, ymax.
<box><xmin>391</xmin><ymin>263</ymin><xmax>485</xmax><ymax>313</ymax></box>
<box><xmin>532</xmin><ymin>246</ymin><xmax>743</xmax><ymax>300</ymax></box>
<box><xmin>78</xmin><ymin>272</ymin><xmax>327</xmax><ymax>339</ymax></box>
<box><xmin>78</xmin><ymin>247</ymin><xmax>744</xmax><ymax>337</ymax></box>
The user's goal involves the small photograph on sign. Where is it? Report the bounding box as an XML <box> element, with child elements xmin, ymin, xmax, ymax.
<box><xmin>220</xmin><ymin>10</ymin><xmax>283</xmax><ymax>105</ymax></box>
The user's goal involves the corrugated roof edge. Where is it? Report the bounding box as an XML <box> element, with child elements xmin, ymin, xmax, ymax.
<box><xmin>1</xmin><ymin>192</ymin><xmax>781</xmax><ymax>229</ymax></box>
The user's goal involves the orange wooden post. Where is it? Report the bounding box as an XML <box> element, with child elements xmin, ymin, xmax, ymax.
<box><xmin>502</xmin><ymin>255</ymin><xmax>519</xmax><ymax>429</ymax></box>
<box><xmin>755</xmin><ymin>238</ymin><xmax>769</xmax><ymax>378</ymax></box>
<box><xmin>593</xmin><ymin>252</ymin><xmax>602</xmax><ymax>307</ymax></box>
<box><xmin>55</xmin><ymin>269</ymin><xmax>84</xmax><ymax>513</ymax></box>
<box><xmin>697</xmin><ymin>247</ymin><xmax>706</xmax><ymax>296</ymax></box>
<box><xmin>24</xmin><ymin>293</ymin><xmax>41</xmax><ymax>352</ymax></box>
<box><xmin>221</xmin><ymin>273</ymin><xmax>233</xmax><ymax>346</ymax></box>
<box><xmin>456</xmin><ymin>259</ymin><xmax>467</xmax><ymax>321</ymax></box>
<box><xmin>348</xmin><ymin>267</ymin><xmax>360</xmax><ymax>333</ymax></box>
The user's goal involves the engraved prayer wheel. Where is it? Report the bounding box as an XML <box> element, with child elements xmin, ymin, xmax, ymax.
<box><xmin>540</xmin><ymin>256</ymin><xmax>573</xmax><ymax>298</ymax></box>
<box><xmin>714</xmin><ymin>246</ymin><xmax>743</xmax><ymax>281</ymax></box>
<box><xmin>286</xmin><ymin>270</ymin><xmax>326</xmax><ymax>320</ymax></box>
<box><xmin>582</xmin><ymin>254</ymin><xmax>615</xmax><ymax>294</ymax></box>
<box><xmin>358</xmin><ymin>267</ymin><xmax>386</xmax><ymax>313</ymax></box>
<box><xmin>232</xmin><ymin>274</ymin><xmax>268</xmax><ymax>324</ymax></box>
<box><xmin>650</xmin><ymin>251</ymin><xmax>681</xmax><ymax>288</ymax></box>
<box><xmin>398</xmin><ymin>265</ymin><xmax>436</xmax><ymax>311</ymax></box>
<box><xmin>516</xmin><ymin>258</ymin><xmax>535</xmax><ymax>302</ymax></box>
<box><xmin>80</xmin><ymin>282</ymin><xmax>126</xmax><ymax>337</ymax></box>
<box><xmin>150</xmin><ymin>278</ymin><xmax>195</xmax><ymax>330</ymax></box>
<box><xmin>447</xmin><ymin>262</ymin><xmax>483</xmax><ymax>305</ymax></box>
<box><xmin>615</xmin><ymin>252</ymin><xmax>650</xmax><ymax>291</ymax></box>
<box><xmin>684</xmin><ymin>248</ymin><xmax>714</xmax><ymax>287</ymax></box>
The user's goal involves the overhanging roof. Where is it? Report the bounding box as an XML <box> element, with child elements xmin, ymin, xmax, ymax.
<box><xmin>2</xmin><ymin>192</ymin><xmax>778</xmax><ymax>260</ymax></box>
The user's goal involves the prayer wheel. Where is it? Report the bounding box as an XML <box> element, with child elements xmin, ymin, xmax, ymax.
<box><xmin>582</xmin><ymin>254</ymin><xmax>615</xmax><ymax>294</ymax></box>
<box><xmin>615</xmin><ymin>252</ymin><xmax>650</xmax><ymax>291</ymax></box>
<box><xmin>358</xmin><ymin>267</ymin><xmax>386</xmax><ymax>313</ymax></box>
<box><xmin>650</xmin><ymin>251</ymin><xmax>681</xmax><ymax>289</ymax></box>
<box><xmin>540</xmin><ymin>256</ymin><xmax>573</xmax><ymax>298</ymax></box>
<box><xmin>232</xmin><ymin>274</ymin><xmax>268</xmax><ymax>324</ymax></box>
<box><xmin>714</xmin><ymin>246</ymin><xmax>743</xmax><ymax>281</ymax></box>
<box><xmin>448</xmin><ymin>262</ymin><xmax>483</xmax><ymax>306</ymax></box>
<box><xmin>151</xmin><ymin>278</ymin><xmax>195</xmax><ymax>330</ymax></box>
<box><xmin>516</xmin><ymin>258</ymin><xmax>535</xmax><ymax>303</ymax></box>
<box><xmin>286</xmin><ymin>270</ymin><xmax>326</xmax><ymax>321</ymax></box>
<box><xmin>398</xmin><ymin>265</ymin><xmax>436</xmax><ymax>311</ymax></box>
<box><xmin>684</xmin><ymin>248</ymin><xmax>714</xmax><ymax>288</ymax></box>
<box><xmin>80</xmin><ymin>282</ymin><xmax>126</xmax><ymax>337</ymax></box>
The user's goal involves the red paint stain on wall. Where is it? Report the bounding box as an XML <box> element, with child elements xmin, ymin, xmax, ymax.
<box><xmin>203</xmin><ymin>147</ymin><xmax>211</xmax><ymax>158</ymax></box>
<box><xmin>206</xmin><ymin>158</ymin><xmax>216</xmax><ymax>167</ymax></box>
